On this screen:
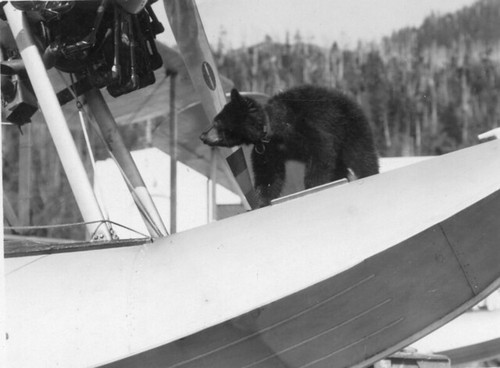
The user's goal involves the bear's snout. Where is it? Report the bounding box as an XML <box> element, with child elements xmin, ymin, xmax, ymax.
<box><xmin>200</xmin><ymin>125</ymin><xmax>221</xmax><ymax>146</ymax></box>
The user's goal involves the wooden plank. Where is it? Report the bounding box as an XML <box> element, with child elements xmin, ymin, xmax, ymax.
<box><xmin>271</xmin><ymin>178</ymin><xmax>348</xmax><ymax>205</ymax></box>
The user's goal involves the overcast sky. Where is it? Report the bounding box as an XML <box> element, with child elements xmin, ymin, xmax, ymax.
<box><xmin>153</xmin><ymin>0</ymin><xmax>479</xmax><ymax>48</ymax></box>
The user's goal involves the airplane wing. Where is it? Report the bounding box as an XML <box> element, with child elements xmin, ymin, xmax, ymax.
<box><xmin>411</xmin><ymin>309</ymin><xmax>500</xmax><ymax>365</ymax></box>
<box><xmin>6</xmin><ymin>139</ymin><xmax>500</xmax><ymax>368</ymax></box>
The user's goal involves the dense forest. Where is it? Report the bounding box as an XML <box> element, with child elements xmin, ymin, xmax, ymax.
<box><xmin>214</xmin><ymin>0</ymin><xmax>500</xmax><ymax>156</ymax></box>
<box><xmin>3</xmin><ymin>0</ymin><xmax>500</xmax><ymax>239</ymax></box>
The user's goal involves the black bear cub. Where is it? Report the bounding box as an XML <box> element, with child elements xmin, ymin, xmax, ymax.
<box><xmin>200</xmin><ymin>85</ymin><xmax>379</xmax><ymax>207</ymax></box>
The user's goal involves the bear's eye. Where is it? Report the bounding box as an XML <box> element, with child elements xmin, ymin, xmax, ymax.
<box><xmin>214</xmin><ymin>118</ymin><xmax>223</xmax><ymax>129</ymax></box>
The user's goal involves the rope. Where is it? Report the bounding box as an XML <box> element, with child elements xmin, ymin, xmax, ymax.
<box><xmin>5</xmin><ymin>220</ymin><xmax>152</xmax><ymax>240</ymax></box>
<box><xmin>77</xmin><ymin>97</ymin><xmax>166</xmax><ymax>237</ymax></box>
<box><xmin>56</xmin><ymin>70</ymin><xmax>113</xmax><ymax>228</ymax></box>
<box><xmin>70</xmin><ymin>72</ymin><xmax>98</xmax><ymax>173</ymax></box>
<box><xmin>55</xmin><ymin>71</ymin><xmax>167</xmax><ymax>237</ymax></box>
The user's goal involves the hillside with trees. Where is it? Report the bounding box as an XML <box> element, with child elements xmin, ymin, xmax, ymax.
<box><xmin>214</xmin><ymin>0</ymin><xmax>500</xmax><ymax>157</ymax></box>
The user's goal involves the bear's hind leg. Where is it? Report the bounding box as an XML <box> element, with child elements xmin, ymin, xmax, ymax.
<box><xmin>304</xmin><ymin>158</ymin><xmax>337</xmax><ymax>190</ymax></box>
<box><xmin>252</xmin><ymin>152</ymin><xmax>286</xmax><ymax>207</ymax></box>
<box><xmin>343</xmin><ymin>144</ymin><xmax>379</xmax><ymax>179</ymax></box>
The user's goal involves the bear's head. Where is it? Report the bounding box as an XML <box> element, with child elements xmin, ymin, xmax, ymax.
<box><xmin>200</xmin><ymin>89</ymin><xmax>267</xmax><ymax>147</ymax></box>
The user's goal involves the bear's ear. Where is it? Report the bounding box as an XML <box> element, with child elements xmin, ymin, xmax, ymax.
<box><xmin>230</xmin><ymin>89</ymin><xmax>244</xmax><ymax>104</ymax></box>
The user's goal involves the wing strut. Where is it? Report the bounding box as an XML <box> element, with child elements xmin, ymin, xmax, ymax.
<box><xmin>4</xmin><ymin>4</ymin><xmax>113</xmax><ymax>240</ymax></box>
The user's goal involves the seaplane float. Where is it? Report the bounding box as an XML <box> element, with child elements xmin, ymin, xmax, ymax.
<box><xmin>1</xmin><ymin>1</ymin><xmax>499</xmax><ymax>367</ymax></box>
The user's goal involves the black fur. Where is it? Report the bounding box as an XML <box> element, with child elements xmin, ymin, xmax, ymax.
<box><xmin>200</xmin><ymin>85</ymin><xmax>379</xmax><ymax>207</ymax></box>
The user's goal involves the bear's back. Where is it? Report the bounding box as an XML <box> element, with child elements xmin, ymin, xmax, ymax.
<box><xmin>267</xmin><ymin>85</ymin><xmax>372</xmax><ymax>141</ymax></box>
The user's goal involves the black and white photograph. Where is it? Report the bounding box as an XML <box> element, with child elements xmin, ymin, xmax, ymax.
<box><xmin>1</xmin><ymin>1</ymin><xmax>499</xmax><ymax>367</ymax></box>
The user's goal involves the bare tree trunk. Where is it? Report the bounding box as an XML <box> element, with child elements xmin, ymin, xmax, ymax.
<box><xmin>461</xmin><ymin>70</ymin><xmax>470</xmax><ymax>144</ymax></box>
<box><xmin>383</xmin><ymin>111</ymin><xmax>392</xmax><ymax>149</ymax></box>
<box><xmin>430</xmin><ymin>78</ymin><xmax>438</xmax><ymax>136</ymax></box>
<box><xmin>415</xmin><ymin>118</ymin><xmax>422</xmax><ymax>156</ymax></box>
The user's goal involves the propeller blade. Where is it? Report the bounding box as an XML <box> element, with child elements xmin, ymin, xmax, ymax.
<box><xmin>164</xmin><ymin>0</ymin><xmax>259</xmax><ymax>209</ymax></box>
